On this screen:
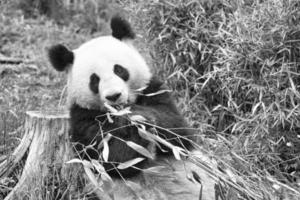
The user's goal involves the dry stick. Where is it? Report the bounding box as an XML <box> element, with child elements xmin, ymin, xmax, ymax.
<box><xmin>0</xmin><ymin>57</ymin><xmax>33</xmax><ymax>65</ymax></box>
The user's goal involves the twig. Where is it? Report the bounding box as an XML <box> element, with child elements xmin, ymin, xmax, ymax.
<box><xmin>0</xmin><ymin>57</ymin><xmax>33</xmax><ymax>65</ymax></box>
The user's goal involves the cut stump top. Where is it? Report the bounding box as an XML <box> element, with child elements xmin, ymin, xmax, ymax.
<box><xmin>26</xmin><ymin>110</ymin><xmax>69</xmax><ymax>119</ymax></box>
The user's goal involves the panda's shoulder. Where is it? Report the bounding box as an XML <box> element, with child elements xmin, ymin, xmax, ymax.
<box><xmin>136</xmin><ymin>76</ymin><xmax>173</xmax><ymax>105</ymax></box>
<box><xmin>142</xmin><ymin>76</ymin><xmax>166</xmax><ymax>94</ymax></box>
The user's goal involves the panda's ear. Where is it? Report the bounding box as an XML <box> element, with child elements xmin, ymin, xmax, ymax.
<box><xmin>48</xmin><ymin>44</ymin><xmax>74</xmax><ymax>71</ymax></box>
<box><xmin>111</xmin><ymin>15</ymin><xmax>135</xmax><ymax>40</ymax></box>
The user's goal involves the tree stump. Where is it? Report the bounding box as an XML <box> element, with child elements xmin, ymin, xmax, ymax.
<box><xmin>0</xmin><ymin>110</ymin><xmax>75</xmax><ymax>200</ymax></box>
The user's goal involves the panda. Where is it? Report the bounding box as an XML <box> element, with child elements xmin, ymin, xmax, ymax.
<box><xmin>48</xmin><ymin>16</ymin><xmax>195</xmax><ymax>178</ymax></box>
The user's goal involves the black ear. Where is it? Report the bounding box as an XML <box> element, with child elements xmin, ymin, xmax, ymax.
<box><xmin>111</xmin><ymin>15</ymin><xmax>135</xmax><ymax>40</ymax></box>
<box><xmin>48</xmin><ymin>44</ymin><xmax>74</xmax><ymax>71</ymax></box>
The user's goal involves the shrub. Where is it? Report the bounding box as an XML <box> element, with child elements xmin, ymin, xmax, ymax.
<box><xmin>133</xmin><ymin>0</ymin><xmax>300</xmax><ymax>195</ymax></box>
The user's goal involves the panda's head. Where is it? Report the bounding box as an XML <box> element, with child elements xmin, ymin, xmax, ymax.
<box><xmin>48</xmin><ymin>16</ymin><xmax>152</xmax><ymax>109</ymax></box>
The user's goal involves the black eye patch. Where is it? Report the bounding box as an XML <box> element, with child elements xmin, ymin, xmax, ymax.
<box><xmin>114</xmin><ymin>64</ymin><xmax>129</xmax><ymax>81</ymax></box>
<box><xmin>89</xmin><ymin>73</ymin><xmax>100</xmax><ymax>94</ymax></box>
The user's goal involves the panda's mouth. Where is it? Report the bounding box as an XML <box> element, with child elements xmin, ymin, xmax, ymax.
<box><xmin>109</xmin><ymin>104</ymin><xmax>124</xmax><ymax>110</ymax></box>
<box><xmin>103</xmin><ymin>102</ymin><xmax>131</xmax><ymax>115</ymax></box>
<box><xmin>101</xmin><ymin>90</ymin><xmax>131</xmax><ymax>108</ymax></box>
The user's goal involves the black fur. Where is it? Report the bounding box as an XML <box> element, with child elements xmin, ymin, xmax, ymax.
<box><xmin>111</xmin><ymin>15</ymin><xmax>135</xmax><ymax>40</ymax></box>
<box><xmin>70</xmin><ymin>104</ymin><xmax>149</xmax><ymax>177</ymax></box>
<box><xmin>48</xmin><ymin>44</ymin><xmax>74</xmax><ymax>71</ymax></box>
<box><xmin>70</xmin><ymin>77</ymin><xmax>195</xmax><ymax>178</ymax></box>
<box><xmin>89</xmin><ymin>73</ymin><xmax>100</xmax><ymax>94</ymax></box>
<box><xmin>114</xmin><ymin>64</ymin><xmax>129</xmax><ymax>81</ymax></box>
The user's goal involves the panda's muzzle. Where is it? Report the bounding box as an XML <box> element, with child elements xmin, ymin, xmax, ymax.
<box><xmin>106</xmin><ymin>92</ymin><xmax>121</xmax><ymax>102</ymax></box>
<box><xmin>100</xmin><ymin>76</ymin><xmax>129</xmax><ymax>105</ymax></box>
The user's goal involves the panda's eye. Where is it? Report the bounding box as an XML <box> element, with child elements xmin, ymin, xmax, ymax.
<box><xmin>114</xmin><ymin>64</ymin><xmax>129</xmax><ymax>81</ymax></box>
<box><xmin>89</xmin><ymin>73</ymin><xmax>100</xmax><ymax>94</ymax></box>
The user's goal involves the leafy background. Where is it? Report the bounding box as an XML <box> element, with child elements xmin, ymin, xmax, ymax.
<box><xmin>0</xmin><ymin>0</ymin><xmax>299</xmax><ymax>199</ymax></box>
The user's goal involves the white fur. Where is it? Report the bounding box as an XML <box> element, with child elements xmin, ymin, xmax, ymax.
<box><xmin>66</xmin><ymin>36</ymin><xmax>152</xmax><ymax>109</ymax></box>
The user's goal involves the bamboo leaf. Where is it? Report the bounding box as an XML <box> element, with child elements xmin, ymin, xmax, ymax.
<box><xmin>84</xmin><ymin>164</ymin><xmax>102</xmax><ymax>189</ymax></box>
<box><xmin>102</xmin><ymin>138</ymin><xmax>109</xmax><ymax>162</ymax></box>
<box><xmin>117</xmin><ymin>157</ymin><xmax>145</xmax><ymax>170</ymax></box>
<box><xmin>126</xmin><ymin>141</ymin><xmax>154</xmax><ymax>159</ymax></box>
<box><xmin>130</xmin><ymin>114</ymin><xmax>146</xmax><ymax>122</ymax></box>
<box><xmin>172</xmin><ymin>146</ymin><xmax>186</xmax><ymax>160</ymax></box>
<box><xmin>66</xmin><ymin>158</ymin><xmax>84</xmax><ymax>165</ymax></box>
<box><xmin>143</xmin><ymin>166</ymin><xmax>167</xmax><ymax>174</ymax></box>
<box><xmin>144</xmin><ymin>89</ymin><xmax>172</xmax><ymax>97</ymax></box>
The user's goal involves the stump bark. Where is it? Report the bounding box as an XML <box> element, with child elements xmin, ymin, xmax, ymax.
<box><xmin>0</xmin><ymin>110</ymin><xmax>74</xmax><ymax>200</ymax></box>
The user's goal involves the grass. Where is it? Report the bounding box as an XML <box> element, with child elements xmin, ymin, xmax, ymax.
<box><xmin>0</xmin><ymin>0</ymin><xmax>300</xmax><ymax>199</ymax></box>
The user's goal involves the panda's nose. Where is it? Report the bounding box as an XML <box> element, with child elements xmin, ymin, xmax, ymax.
<box><xmin>106</xmin><ymin>93</ymin><xmax>121</xmax><ymax>102</ymax></box>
